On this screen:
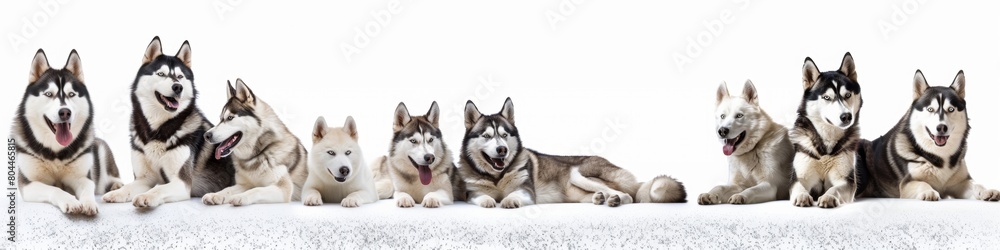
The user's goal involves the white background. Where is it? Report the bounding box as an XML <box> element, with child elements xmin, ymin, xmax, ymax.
<box><xmin>2</xmin><ymin>0</ymin><xmax>998</xmax><ymax>200</ymax></box>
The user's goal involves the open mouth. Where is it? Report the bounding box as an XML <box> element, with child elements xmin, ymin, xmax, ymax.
<box><xmin>213</xmin><ymin>132</ymin><xmax>242</xmax><ymax>159</ymax></box>
<box><xmin>327</xmin><ymin>169</ymin><xmax>348</xmax><ymax>182</ymax></box>
<box><xmin>722</xmin><ymin>131</ymin><xmax>746</xmax><ymax>156</ymax></box>
<box><xmin>408</xmin><ymin>157</ymin><xmax>433</xmax><ymax>186</ymax></box>
<box><xmin>155</xmin><ymin>91</ymin><xmax>180</xmax><ymax>111</ymax></box>
<box><xmin>481</xmin><ymin>152</ymin><xmax>506</xmax><ymax>171</ymax></box>
<box><xmin>44</xmin><ymin>117</ymin><xmax>73</xmax><ymax>146</ymax></box>
<box><xmin>926</xmin><ymin>128</ymin><xmax>949</xmax><ymax>147</ymax></box>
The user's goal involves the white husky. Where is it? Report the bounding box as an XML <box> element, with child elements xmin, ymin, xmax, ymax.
<box><xmin>699</xmin><ymin>80</ymin><xmax>794</xmax><ymax>205</ymax></box>
<box><xmin>302</xmin><ymin>116</ymin><xmax>378</xmax><ymax>207</ymax></box>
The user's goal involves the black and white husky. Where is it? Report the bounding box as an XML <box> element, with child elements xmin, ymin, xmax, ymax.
<box><xmin>13</xmin><ymin>49</ymin><xmax>123</xmax><ymax>215</ymax></box>
<box><xmin>102</xmin><ymin>37</ymin><xmax>235</xmax><ymax>208</ymax></box>
<box><xmin>371</xmin><ymin>102</ymin><xmax>466</xmax><ymax>208</ymax></box>
<box><xmin>856</xmin><ymin>70</ymin><xmax>1000</xmax><ymax>201</ymax></box>
<box><xmin>458</xmin><ymin>98</ymin><xmax>686</xmax><ymax>208</ymax></box>
<box><xmin>789</xmin><ymin>52</ymin><xmax>863</xmax><ymax>208</ymax></box>
<box><xmin>201</xmin><ymin>79</ymin><xmax>309</xmax><ymax>206</ymax></box>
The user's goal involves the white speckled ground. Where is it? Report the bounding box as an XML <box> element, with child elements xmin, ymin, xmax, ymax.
<box><xmin>6</xmin><ymin>198</ymin><xmax>1000</xmax><ymax>249</ymax></box>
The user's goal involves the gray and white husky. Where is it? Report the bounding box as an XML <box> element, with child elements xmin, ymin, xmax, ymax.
<box><xmin>459</xmin><ymin>98</ymin><xmax>686</xmax><ymax>208</ymax></box>
<box><xmin>103</xmin><ymin>37</ymin><xmax>235</xmax><ymax>208</ymax></box>
<box><xmin>201</xmin><ymin>79</ymin><xmax>309</xmax><ymax>206</ymax></box>
<box><xmin>855</xmin><ymin>70</ymin><xmax>1000</xmax><ymax>201</ymax></box>
<box><xmin>13</xmin><ymin>49</ymin><xmax>123</xmax><ymax>215</ymax></box>
<box><xmin>371</xmin><ymin>102</ymin><xmax>466</xmax><ymax>208</ymax></box>
<box><xmin>789</xmin><ymin>52</ymin><xmax>863</xmax><ymax>208</ymax></box>
<box><xmin>699</xmin><ymin>80</ymin><xmax>794</xmax><ymax>205</ymax></box>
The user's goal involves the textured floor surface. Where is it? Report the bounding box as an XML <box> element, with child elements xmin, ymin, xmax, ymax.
<box><xmin>6</xmin><ymin>197</ymin><xmax>1000</xmax><ymax>249</ymax></box>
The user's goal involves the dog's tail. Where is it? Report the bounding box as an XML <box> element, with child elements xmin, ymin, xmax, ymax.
<box><xmin>92</xmin><ymin>138</ymin><xmax>124</xmax><ymax>195</ymax></box>
<box><xmin>636</xmin><ymin>175</ymin><xmax>687</xmax><ymax>203</ymax></box>
<box><xmin>370</xmin><ymin>156</ymin><xmax>394</xmax><ymax>199</ymax></box>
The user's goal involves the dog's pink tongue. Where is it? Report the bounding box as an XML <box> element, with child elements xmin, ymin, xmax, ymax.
<box><xmin>55</xmin><ymin>123</ymin><xmax>73</xmax><ymax>146</ymax></box>
<box><xmin>418</xmin><ymin>165</ymin><xmax>432</xmax><ymax>185</ymax></box>
<box><xmin>214</xmin><ymin>145</ymin><xmax>225</xmax><ymax>160</ymax></box>
<box><xmin>934</xmin><ymin>136</ymin><xmax>948</xmax><ymax>146</ymax></box>
<box><xmin>722</xmin><ymin>144</ymin><xmax>735</xmax><ymax>156</ymax></box>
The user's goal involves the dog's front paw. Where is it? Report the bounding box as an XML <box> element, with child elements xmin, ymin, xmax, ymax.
<box><xmin>342</xmin><ymin>197</ymin><xmax>361</xmax><ymax>208</ymax></box>
<box><xmin>202</xmin><ymin>193</ymin><xmax>227</xmax><ymax>205</ymax></box>
<box><xmin>56</xmin><ymin>199</ymin><xmax>81</xmax><ymax>214</ymax></box>
<box><xmin>228</xmin><ymin>195</ymin><xmax>253</xmax><ymax>206</ymax></box>
<box><xmin>132</xmin><ymin>194</ymin><xmax>162</xmax><ymax>208</ymax></box>
<box><xmin>422</xmin><ymin>197</ymin><xmax>442</xmax><ymax>208</ymax></box>
<box><xmin>500</xmin><ymin>197</ymin><xmax>522</xmax><ymax>209</ymax></box>
<box><xmin>980</xmin><ymin>189</ymin><xmax>1000</xmax><ymax>202</ymax></box>
<box><xmin>108</xmin><ymin>182</ymin><xmax>124</xmax><ymax>192</ymax></box>
<box><xmin>698</xmin><ymin>193</ymin><xmax>719</xmax><ymax>205</ymax></box>
<box><xmin>918</xmin><ymin>190</ymin><xmax>940</xmax><ymax>201</ymax></box>
<box><xmin>817</xmin><ymin>195</ymin><xmax>841</xmax><ymax>208</ymax></box>
<box><xmin>793</xmin><ymin>193</ymin><xmax>813</xmax><ymax>207</ymax></box>
<box><xmin>396</xmin><ymin>196</ymin><xmax>415</xmax><ymax>208</ymax></box>
<box><xmin>102</xmin><ymin>189</ymin><xmax>130</xmax><ymax>203</ymax></box>
<box><xmin>607</xmin><ymin>194</ymin><xmax>623</xmax><ymax>207</ymax></box>
<box><xmin>729</xmin><ymin>194</ymin><xmax>748</xmax><ymax>205</ymax></box>
<box><xmin>74</xmin><ymin>200</ymin><xmax>99</xmax><ymax>216</ymax></box>
<box><xmin>477</xmin><ymin>198</ymin><xmax>496</xmax><ymax>208</ymax></box>
<box><xmin>592</xmin><ymin>192</ymin><xmax>606</xmax><ymax>205</ymax></box>
<box><xmin>303</xmin><ymin>194</ymin><xmax>323</xmax><ymax>206</ymax></box>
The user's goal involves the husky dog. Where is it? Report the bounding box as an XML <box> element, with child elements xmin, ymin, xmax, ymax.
<box><xmin>13</xmin><ymin>49</ymin><xmax>123</xmax><ymax>215</ymax></box>
<box><xmin>371</xmin><ymin>102</ymin><xmax>465</xmax><ymax>208</ymax></box>
<box><xmin>699</xmin><ymin>80</ymin><xmax>794</xmax><ymax>205</ymax></box>
<box><xmin>789</xmin><ymin>52</ymin><xmax>863</xmax><ymax>208</ymax></box>
<box><xmin>201</xmin><ymin>79</ymin><xmax>308</xmax><ymax>206</ymax></box>
<box><xmin>856</xmin><ymin>70</ymin><xmax>1000</xmax><ymax>201</ymax></box>
<box><xmin>302</xmin><ymin>116</ymin><xmax>378</xmax><ymax>207</ymax></box>
<box><xmin>103</xmin><ymin>37</ymin><xmax>235</xmax><ymax>208</ymax></box>
<box><xmin>459</xmin><ymin>98</ymin><xmax>686</xmax><ymax>208</ymax></box>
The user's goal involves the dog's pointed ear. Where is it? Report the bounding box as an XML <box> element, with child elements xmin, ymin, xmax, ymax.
<box><xmin>64</xmin><ymin>49</ymin><xmax>84</xmax><ymax>82</ymax></box>
<box><xmin>426</xmin><ymin>101</ymin><xmax>441</xmax><ymax>127</ymax></box>
<box><xmin>142</xmin><ymin>36</ymin><xmax>163</xmax><ymax>65</ymax></box>
<box><xmin>464</xmin><ymin>100</ymin><xmax>482</xmax><ymax>130</ymax></box>
<box><xmin>29</xmin><ymin>49</ymin><xmax>51</xmax><ymax>84</ymax></box>
<box><xmin>716</xmin><ymin>81</ymin><xmax>730</xmax><ymax>105</ymax></box>
<box><xmin>175</xmin><ymin>40</ymin><xmax>192</xmax><ymax>68</ymax></box>
<box><xmin>344</xmin><ymin>116</ymin><xmax>359</xmax><ymax>141</ymax></box>
<box><xmin>839</xmin><ymin>52</ymin><xmax>857</xmax><ymax>83</ymax></box>
<box><xmin>742</xmin><ymin>80</ymin><xmax>758</xmax><ymax>105</ymax></box>
<box><xmin>802</xmin><ymin>57</ymin><xmax>820</xmax><ymax>90</ymax></box>
<box><xmin>233</xmin><ymin>78</ymin><xmax>256</xmax><ymax>105</ymax></box>
<box><xmin>226</xmin><ymin>80</ymin><xmax>236</xmax><ymax>100</ymax></box>
<box><xmin>913</xmin><ymin>70</ymin><xmax>929</xmax><ymax>100</ymax></box>
<box><xmin>500</xmin><ymin>97</ymin><xmax>514</xmax><ymax>125</ymax></box>
<box><xmin>393</xmin><ymin>102</ymin><xmax>411</xmax><ymax>132</ymax></box>
<box><xmin>951</xmin><ymin>70</ymin><xmax>965</xmax><ymax>99</ymax></box>
<box><xmin>313</xmin><ymin>116</ymin><xmax>328</xmax><ymax>143</ymax></box>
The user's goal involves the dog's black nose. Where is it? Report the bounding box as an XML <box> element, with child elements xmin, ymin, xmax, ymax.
<box><xmin>204</xmin><ymin>132</ymin><xmax>213</xmax><ymax>140</ymax></box>
<box><xmin>171</xmin><ymin>84</ymin><xmax>183</xmax><ymax>96</ymax></box>
<box><xmin>423</xmin><ymin>154</ymin><xmax>435</xmax><ymax>163</ymax></box>
<box><xmin>937</xmin><ymin>124</ymin><xmax>948</xmax><ymax>134</ymax></box>
<box><xmin>58</xmin><ymin>108</ymin><xmax>71</xmax><ymax>121</ymax></box>
<box><xmin>497</xmin><ymin>146</ymin><xmax>508</xmax><ymax>156</ymax></box>
<box><xmin>339</xmin><ymin>166</ymin><xmax>350</xmax><ymax>176</ymax></box>
<box><xmin>718</xmin><ymin>128</ymin><xmax>729</xmax><ymax>137</ymax></box>
<box><xmin>840</xmin><ymin>113</ymin><xmax>852</xmax><ymax>123</ymax></box>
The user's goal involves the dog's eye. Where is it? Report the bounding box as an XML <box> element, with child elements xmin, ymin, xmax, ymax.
<box><xmin>327</xmin><ymin>150</ymin><xmax>335</xmax><ymax>156</ymax></box>
<box><xmin>845</xmin><ymin>93</ymin><xmax>852</xmax><ymax>98</ymax></box>
<box><xmin>947</xmin><ymin>107</ymin><xmax>955</xmax><ymax>112</ymax></box>
<box><xmin>177</xmin><ymin>75</ymin><xmax>184</xmax><ymax>79</ymax></box>
<box><xmin>720</xmin><ymin>114</ymin><xmax>725</xmax><ymax>119</ymax></box>
<box><xmin>736</xmin><ymin>114</ymin><xmax>744</xmax><ymax>119</ymax></box>
<box><xmin>156</xmin><ymin>72</ymin><xmax>166</xmax><ymax>77</ymax></box>
<box><xmin>927</xmin><ymin>107</ymin><xmax>935</xmax><ymax>112</ymax></box>
<box><xmin>44</xmin><ymin>92</ymin><xmax>53</xmax><ymax>97</ymax></box>
<box><xmin>67</xmin><ymin>92</ymin><xmax>76</xmax><ymax>97</ymax></box>
<box><xmin>227</xmin><ymin>115</ymin><xmax>235</xmax><ymax>121</ymax></box>
<box><xmin>409</xmin><ymin>139</ymin><xmax>418</xmax><ymax>144</ymax></box>
<box><xmin>345</xmin><ymin>150</ymin><xmax>352</xmax><ymax>156</ymax></box>
<box><xmin>483</xmin><ymin>134</ymin><xmax>492</xmax><ymax>139</ymax></box>
<box><xmin>822</xmin><ymin>96</ymin><xmax>832</xmax><ymax>101</ymax></box>
<box><xmin>427</xmin><ymin>138</ymin><xmax>434</xmax><ymax>143</ymax></box>
<box><xmin>501</xmin><ymin>133</ymin><xmax>508</xmax><ymax>138</ymax></box>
